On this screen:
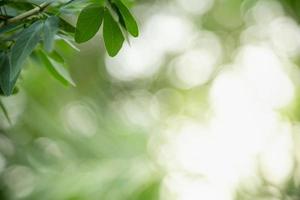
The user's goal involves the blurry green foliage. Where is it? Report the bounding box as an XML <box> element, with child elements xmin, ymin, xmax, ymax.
<box><xmin>1</xmin><ymin>0</ymin><xmax>300</xmax><ymax>200</ymax></box>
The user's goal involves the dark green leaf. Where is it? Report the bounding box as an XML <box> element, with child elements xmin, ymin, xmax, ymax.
<box><xmin>0</xmin><ymin>22</ymin><xmax>23</xmax><ymax>35</ymax></box>
<box><xmin>7</xmin><ymin>2</ymin><xmax>35</xmax><ymax>11</ymax></box>
<box><xmin>37</xmin><ymin>50</ymin><xmax>75</xmax><ymax>86</ymax></box>
<box><xmin>59</xmin><ymin>17</ymin><xmax>76</xmax><ymax>33</ymax></box>
<box><xmin>103</xmin><ymin>9</ymin><xmax>124</xmax><ymax>57</ymax></box>
<box><xmin>10</xmin><ymin>20</ymin><xmax>43</xmax><ymax>81</ymax></box>
<box><xmin>0</xmin><ymin>87</ymin><xmax>19</xmax><ymax>96</ymax></box>
<box><xmin>0</xmin><ymin>52</ymin><xmax>18</xmax><ymax>96</ymax></box>
<box><xmin>114</xmin><ymin>0</ymin><xmax>139</xmax><ymax>37</ymax></box>
<box><xmin>111</xmin><ymin>3</ymin><xmax>126</xmax><ymax>28</ymax></box>
<box><xmin>75</xmin><ymin>4</ymin><xmax>104</xmax><ymax>43</ymax></box>
<box><xmin>43</xmin><ymin>16</ymin><xmax>59</xmax><ymax>52</ymax></box>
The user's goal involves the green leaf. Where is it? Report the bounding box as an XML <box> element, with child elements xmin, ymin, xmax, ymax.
<box><xmin>59</xmin><ymin>17</ymin><xmax>76</xmax><ymax>33</ymax></box>
<box><xmin>43</xmin><ymin>16</ymin><xmax>59</xmax><ymax>52</ymax></box>
<box><xmin>7</xmin><ymin>2</ymin><xmax>35</xmax><ymax>11</ymax></box>
<box><xmin>0</xmin><ymin>52</ymin><xmax>18</xmax><ymax>96</ymax></box>
<box><xmin>10</xmin><ymin>20</ymin><xmax>43</xmax><ymax>81</ymax></box>
<box><xmin>103</xmin><ymin>9</ymin><xmax>125</xmax><ymax>57</ymax></box>
<box><xmin>37</xmin><ymin>50</ymin><xmax>75</xmax><ymax>86</ymax></box>
<box><xmin>58</xmin><ymin>35</ymin><xmax>80</xmax><ymax>52</ymax></box>
<box><xmin>48</xmin><ymin>51</ymin><xmax>65</xmax><ymax>64</ymax></box>
<box><xmin>75</xmin><ymin>4</ymin><xmax>104</xmax><ymax>43</ymax></box>
<box><xmin>0</xmin><ymin>22</ymin><xmax>23</xmax><ymax>35</ymax></box>
<box><xmin>113</xmin><ymin>0</ymin><xmax>139</xmax><ymax>37</ymax></box>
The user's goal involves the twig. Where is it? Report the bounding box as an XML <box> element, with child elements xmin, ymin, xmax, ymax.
<box><xmin>0</xmin><ymin>2</ymin><xmax>52</xmax><ymax>28</ymax></box>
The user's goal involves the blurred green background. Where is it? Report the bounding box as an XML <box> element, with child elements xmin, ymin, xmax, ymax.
<box><xmin>2</xmin><ymin>0</ymin><xmax>300</xmax><ymax>199</ymax></box>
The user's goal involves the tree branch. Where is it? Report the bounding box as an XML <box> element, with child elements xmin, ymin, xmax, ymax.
<box><xmin>0</xmin><ymin>2</ymin><xmax>52</xmax><ymax>28</ymax></box>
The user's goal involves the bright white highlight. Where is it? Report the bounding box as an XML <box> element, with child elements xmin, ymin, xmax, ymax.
<box><xmin>161</xmin><ymin>174</ymin><xmax>232</xmax><ymax>200</ymax></box>
<box><xmin>269</xmin><ymin>17</ymin><xmax>300</xmax><ymax>57</ymax></box>
<box><xmin>247</xmin><ymin>0</ymin><xmax>284</xmax><ymax>24</ymax></box>
<box><xmin>154</xmin><ymin>44</ymin><xmax>295</xmax><ymax>200</ymax></box>
<box><xmin>106</xmin><ymin>13</ymin><xmax>195</xmax><ymax>81</ymax></box>
<box><xmin>172</xmin><ymin>49</ymin><xmax>215</xmax><ymax>88</ymax></box>
<box><xmin>105</xmin><ymin>38</ymin><xmax>163</xmax><ymax>81</ymax></box>
<box><xmin>170</xmin><ymin>31</ymin><xmax>222</xmax><ymax>89</ymax></box>
<box><xmin>236</xmin><ymin>45</ymin><xmax>294</xmax><ymax>108</ymax></box>
<box><xmin>260</xmin><ymin>130</ymin><xmax>294</xmax><ymax>185</ymax></box>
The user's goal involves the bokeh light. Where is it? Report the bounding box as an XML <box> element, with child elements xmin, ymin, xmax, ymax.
<box><xmin>2</xmin><ymin>0</ymin><xmax>300</xmax><ymax>199</ymax></box>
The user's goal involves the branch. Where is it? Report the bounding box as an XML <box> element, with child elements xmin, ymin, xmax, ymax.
<box><xmin>0</xmin><ymin>2</ymin><xmax>52</xmax><ymax>28</ymax></box>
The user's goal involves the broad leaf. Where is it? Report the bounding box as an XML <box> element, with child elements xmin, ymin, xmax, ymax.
<box><xmin>113</xmin><ymin>0</ymin><xmax>139</xmax><ymax>37</ymax></box>
<box><xmin>103</xmin><ymin>9</ymin><xmax>124</xmax><ymax>57</ymax></box>
<box><xmin>75</xmin><ymin>4</ymin><xmax>104</xmax><ymax>43</ymax></box>
<box><xmin>37</xmin><ymin>50</ymin><xmax>75</xmax><ymax>86</ymax></box>
<box><xmin>10</xmin><ymin>20</ymin><xmax>43</xmax><ymax>81</ymax></box>
<box><xmin>44</xmin><ymin>16</ymin><xmax>59</xmax><ymax>52</ymax></box>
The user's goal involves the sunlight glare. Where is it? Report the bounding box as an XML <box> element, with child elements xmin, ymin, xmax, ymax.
<box><xmin>105</xmin><ymin>13</ymin><xmax>195</xmax><ymax>81</ymax></box>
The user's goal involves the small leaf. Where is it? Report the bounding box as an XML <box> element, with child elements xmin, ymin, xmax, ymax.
<box><xmin>10</xmin><ymin>20</ymin><xmax>43</xmax><ymax>81</ymax></box>
<box><xmin>37</xmin><ymin>50</ymin><xmax>75</xmax><ymax>86</ymax></box>
<box><xmin>103</xmin><ymin>9</ymin><xmax>124</xmax><ymax>57</ymax></box>
<box><xmin>75</xmin><ymin>4</ymin><xmax>104</xmax><ymax>43</ymax></box>
<box><xmin>113</xmin><ymin>0</ymin><xmax>139</xmax><ymax>37</ymax></box>
<box><xmin>43</xmin><ymin>16</ymin><xmax>59</xmax><ymax>52</ymax></box>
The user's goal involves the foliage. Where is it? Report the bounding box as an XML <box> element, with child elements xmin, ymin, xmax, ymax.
<box><xmin>0</xmin><ymin>0</ymin><xmax>139</xmax><ymax>97</ymax></box>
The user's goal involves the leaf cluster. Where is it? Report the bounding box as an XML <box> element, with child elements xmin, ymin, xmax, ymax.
<box><xmin>75</xmin><ymin>0</ymin><xmax>139</xmax><ymax>56</ymax></box>
<box><xmin>0</xmin><ymin>0</ymin><xmax>139</xmax><ymax>97</ymax></box>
